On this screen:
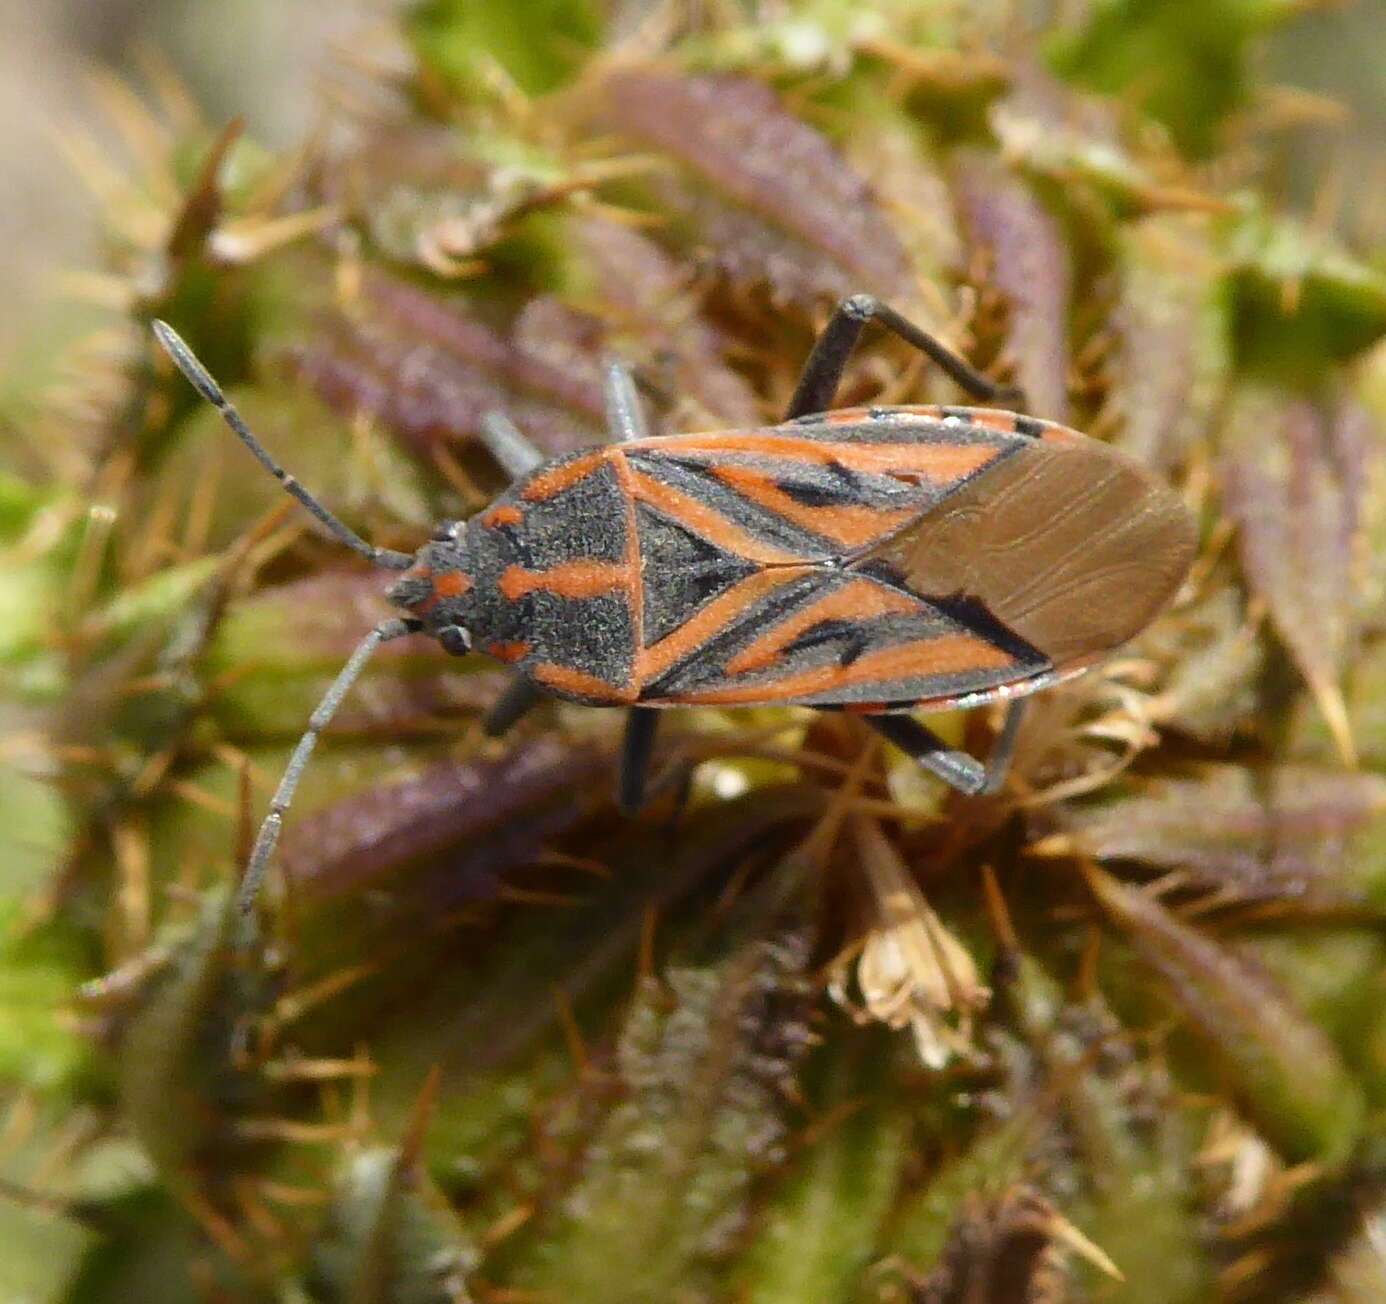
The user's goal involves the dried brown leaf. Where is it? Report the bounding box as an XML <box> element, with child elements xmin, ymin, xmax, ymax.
<box><xmin>910</xmin><ymin>1186</ymin><xmax>1120</xmax><ymax>1304</ymax></box>
<box><xmin>165</xmin><ymin>117</ymin><xmax>244</xmax><ymax>262</ymax></box>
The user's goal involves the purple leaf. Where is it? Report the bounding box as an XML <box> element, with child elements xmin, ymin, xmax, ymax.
<box><xmin>292</xmin><ymin>272</ymin><xmax>607</xmax><ymax>461</ymax></box>
<box><xmin>604</xmin><ymin>68</ymin><xmax>913</xmax><ymax>304</ymax></box>
<box><xmin>574</xmin><ymin>215</ymin><xmax>760</xmax><ymax>426</ymax></box>
<box><xmin>280</xmin><ymin>737</ymin><xmax>606</xmax><ymax>903</ymax></box>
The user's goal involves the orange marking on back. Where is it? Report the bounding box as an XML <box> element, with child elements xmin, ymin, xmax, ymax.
<box><xmin>642</xmin><ymin>433</ymin><xmax>1004</xmax><ymax>486</ymax></box>
<box><xmin>483</xmin><ymin>504</ymin><xmax>524</xmax><ymax>529</ymax></box>
<box><xmin>531</xmin><ymin>662</ymin><xmax>636</xmax><ymax>703</ymax></box>
<box><xmin>498</xmin><ymin>561</ymin><xmax>630</xmax><ymax>601</ymax></box>
<box><xmin>629</xmin><ymin>469</ymin><xmax>805</xmax><ymax>565</ymax></box>
<box><xmin>724</xmin><ymin>579</ymin><xmax>920</xmax><ymax>674</ymax></box>
<box><xmin>663</xmin><ymin>634</ymin><xmax>1017</xmax><ymax>706</ymax></box>
<box><xmin>432</xmin><ymin>570</ymin><xmax>472</xmax><ymax>599</ymax></box>
<box><xmin>520</xmin><ymin>450</ymin><xmax>610</xmax><ymax>501</ymax></box>
<box><xmin>486</xmin><ymin>640</ymin><xmax>531</xmax><ymax>663</ymax></box>
<box><xmin>712</xmin><ymin>463</ymin><xmax>917</xmax><ymax>549</ymax></box>
<box><xmin>635</xmin><ymin>568</ymin><xmax>814</xmax><ymax>683</ymax></box>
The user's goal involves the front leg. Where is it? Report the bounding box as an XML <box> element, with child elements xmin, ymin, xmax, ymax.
<box><xmin>601</xmin><ymin>358</ymin><xmax>675</xmax><ymax>807</ymax></box>
<box><xmin>603</xmin><ymin>357</ymin><xmax>652</xmax><ymax>443</ymax></box>
<box><xmin>787</xmin><ymin>294</ymin><xmax>1026</xmax><ymax>420</ymax></box>
<box><xmin>483</xmin><ymin>676</ymin><xmax>544</xmax><ymax>737</ymax></box>
<box><xmin>479</xmin><ymin>410</ymin><xmax>546</xmax><ymax>479</ymax></box>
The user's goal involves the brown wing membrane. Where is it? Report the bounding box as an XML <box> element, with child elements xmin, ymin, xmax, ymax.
<box><xmin>860</xmin><ymin>426</ymin><xmax>1197</xmax><ymax>668</ymax></box>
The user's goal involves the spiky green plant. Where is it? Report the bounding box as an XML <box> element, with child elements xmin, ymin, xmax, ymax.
<box><xmin>4</xmin><ymin>2</ymin><xmax>1386</xmax><ymax>1301</ymax></box>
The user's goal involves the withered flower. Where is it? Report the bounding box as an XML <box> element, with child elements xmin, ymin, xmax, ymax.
<box><xmin>830</xmin><ymin>816</ymin><xmax>989</xmax><ymax>1069</ymax></box>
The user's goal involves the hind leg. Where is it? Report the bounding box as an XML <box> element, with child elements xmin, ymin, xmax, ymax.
<box><xmin>867</xmin><ymin>700</ymin><xmax>1027</xmax><ymax>797</ymax></box>
<box><xmin>787</xmin><ymin>294</ymin><xmax>1026</xmax><ymax>419</ymax></box>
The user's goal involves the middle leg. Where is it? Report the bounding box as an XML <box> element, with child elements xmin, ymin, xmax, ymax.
<box><xmin>603</xmin><ymin>356</ymin><xmax>670</xmax><ymax>811</ymax></box>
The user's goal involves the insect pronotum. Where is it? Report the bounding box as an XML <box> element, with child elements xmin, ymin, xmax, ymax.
<box><xmin>153</xmin><ymin>295</ymin><xmax>1196</xmax><ymax>915</ymax></box>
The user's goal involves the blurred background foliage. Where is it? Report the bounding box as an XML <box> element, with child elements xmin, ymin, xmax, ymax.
<box><xmin>3</xmin><ymin>1</ymin><xmax>1386</xmax><ymax>1301</ymax></box>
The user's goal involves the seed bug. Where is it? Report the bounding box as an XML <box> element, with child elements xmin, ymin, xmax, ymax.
<box><xmin>153</xmin><ymin>295</ymin><xmax>1195</xmax><ymax>913</ymax></box>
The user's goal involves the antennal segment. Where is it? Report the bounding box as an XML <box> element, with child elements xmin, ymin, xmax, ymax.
<box><xmin>235</xmin><ymin>616</ymin><xmax>423</xmax><ymax>924</ymax></box>
<box><xmin>151</xmin><ymin>320</ymin><xmax>414</xmax><ymax>571</ymax></box>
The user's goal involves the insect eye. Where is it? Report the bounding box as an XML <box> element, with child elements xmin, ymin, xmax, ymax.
<box><xmin>438</xmin><ymin>625</ymin><xmax>472</xmax><ymax>656</ymax></box>
<box><xmin>431</xmin><ymin>521</ymin><xmax>463</xmax><ymax>543</ymax></box>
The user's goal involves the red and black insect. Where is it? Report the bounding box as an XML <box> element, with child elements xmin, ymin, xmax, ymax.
<box><xmin>153</xmin><ymin>296</ymin><xmax>1196</xmax><ymax>912</ymax></box>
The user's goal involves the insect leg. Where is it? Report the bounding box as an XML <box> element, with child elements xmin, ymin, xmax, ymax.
<box><xmin>475</xmin><ymin>413</ymin><xmax>549</xmax><ymax>736</ymax></box>
<box><xmin>618</xmin><ymin>707</ymin><xmax>661</xmax><ymax>812</ymax></box>
<box><xmin>867</xmin><ymin>700</ymin><xmax>1027</xmax><ymax>797</ymax></box>
<box><xmin>236</xmin><ymin>617</ymin><xmax>423</xmax><ymax>922</ymax></box>
<box><xmin>786</xmin><ymin>294</ymin><xmax>1026</xmax><ymax>419</ymax></box>
<box><xmin>617</xmin><ymin>708</ymin><xmax>696</xmax><ymax>818</ymax></box>
<box><xmin>480</xmin><ymin>411</ymin><xmax>546</xmax><ymax>479</ymax></box>
<box><xmin>483</xmin><ymin>676</ymin><xmax>544</xmax><ymax>736</ymax></box>
<box><xmin>602</xmin><ymin>358</ymin><xmax>652</xmax><ymax>443</ymax></box>
<box><xmin>600</xmin><ymin>357</ymin><xmax>662</xmax><ymax>802</ymax></box>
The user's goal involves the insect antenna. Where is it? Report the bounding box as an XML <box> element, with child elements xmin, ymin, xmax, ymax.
<box><xmin>235</xmin><ymin>616</ymin><xmax>423</xmax><ymax>923</ymax></box>
<box><xmin>151</xmin><ymin>321</ymin><xmax>415</xmax><ymax>571</ymax></box>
